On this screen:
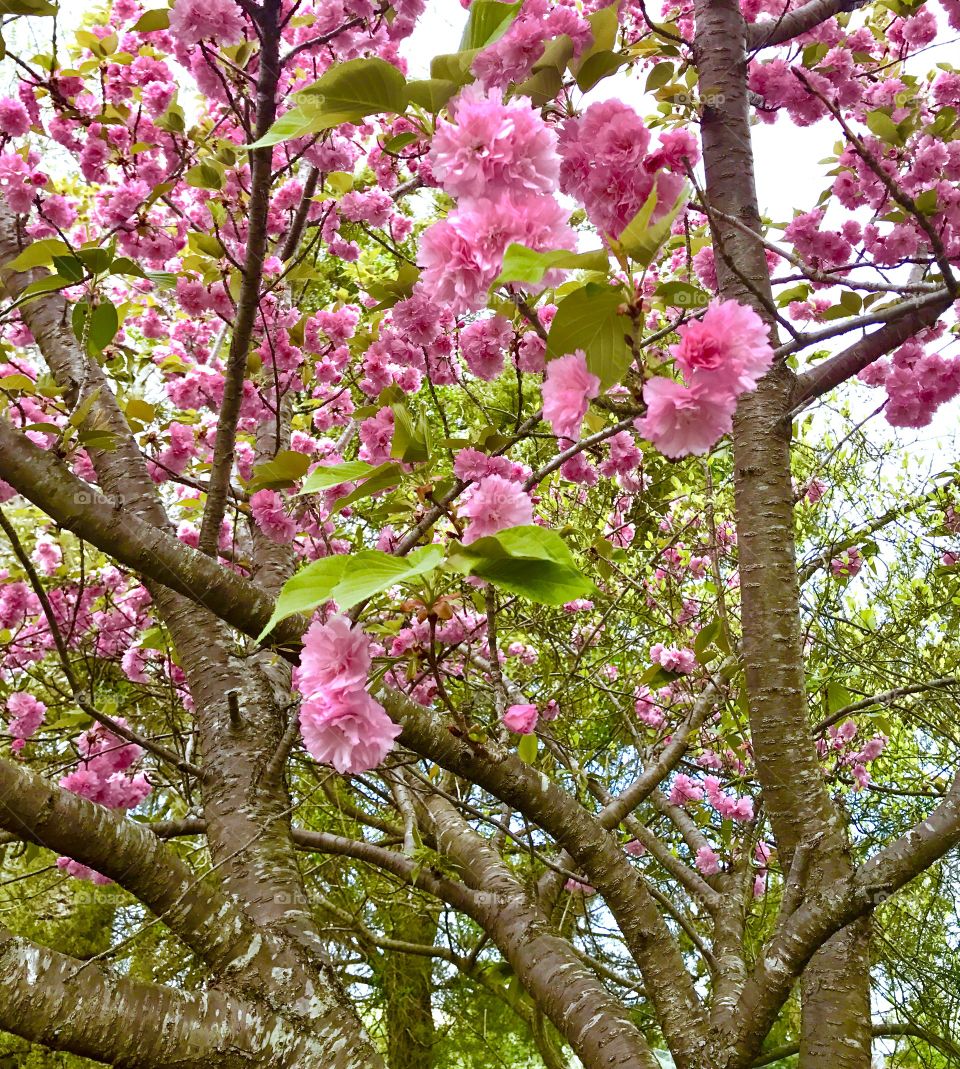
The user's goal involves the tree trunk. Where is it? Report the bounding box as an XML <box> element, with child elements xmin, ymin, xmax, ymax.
<box><xmin>691</xmin><ymin>0</ymin><xmax>872</xmax><ymax>1064</ymax></box>
<box><xmin>382</xmin><ymin>899</ymin><xmax>438</xmax><ymax>1069</ymax></box>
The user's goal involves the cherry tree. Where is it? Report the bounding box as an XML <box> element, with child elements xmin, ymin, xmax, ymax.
<box><xmin>0</xmin><ymin>0</ymin><xmax>958</xmax><ymax>1065</ymax></box>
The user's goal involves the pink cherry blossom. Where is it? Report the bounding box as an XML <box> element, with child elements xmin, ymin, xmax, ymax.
<box><xmin>460</xmin><ymin>475</ymin><xmax>534</xmax><ymax>544</ymax></box>
<box><xmin>419</xmin><ymin>193</ymin><xmax>573</xmax><ymax>313</ymax></box>
<box><xmin>635</xmin><ymin>377</ymin><xmax>737</xmax><ymax>459</ymax></box>
<box><xmin>300</xmin><ymin>689</ymin><xmax>402</xmax><ymax>775</ymax></box>
<box><xmin>460</xmin><ymin>315</ymin><xmax>512</xmax><ymax>380</ymax></box>
<box><xmin>249</xmin><ymin>489</ymin><xmax>296</xmax><ymax>544</ymax></box>
<box><xmin>297</xmin><ymin>616</ymin><xmax>372</xmax><ymax>698</ymax></box>
<box><xmin>169</xmin><ymin>0</ymin><xmax>246</xmax><ymax>46</ymax></box>
<box><xmin>502</xmin><ymin>703</ymin><xmax>538</xmax><ymax>734</ymax></box>
<box><xmin>695</xmin><ymin>845</ymin><xmax>722</xmax><ymax>876</ymax></box>
<box><xmin>429</xmin><ymin>86</ymin><xmax>559</xmax><ymax>201</ymax></box>
<box><xmin>0</xmin><ymin>98</ymin><xmax>30</xmax><ymax>138</ymax></box>
<box><xmin>670</xmin><ymin>300</ymin><xmax>774</xmax><ymax>397</ymax></box>
<box><xmin>542</xmin><ymin>351</ymin><xmax>600</xmax><ymax>440</ymax></box>
<box><xmin>6</xmin><ymin>691</ymin><xmax>46</xmax><ymax>753</ymax></box>
<box><xmin>669</xmin><ymin>773</ymin><xmax>704</xmax><ymax>806</ymax></box>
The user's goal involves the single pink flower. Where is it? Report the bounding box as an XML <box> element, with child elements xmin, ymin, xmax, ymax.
<box><xmin>670</xmin><ymin>299</ymin><xmax>773</xmax><ymax>397</ymax></box>
<box><xmin>695</xmin><ymin>845</ymin><xmax>721</xmax><ymax>875</ymax></box>
<box><xmin>297</xmin><ymin>617</ymin><xmax>371</xmax><ymax>698</ymax></box>
<box><xmin>249</xmin><ymin>489</ymin><xmax>296</xmax><ymax>544</ymax></box>
<box><xmin>635</xmin><ymin>376</ymin><xmax>737</xmax><ymax>458</ymax></box>
<box><xmin>542</xmin><ymin>350</ymin><xmax>600</xmax><ymax>440</ymax></box>
<box><xmin>429</xmin><ymin>85</ymin><xmax>559</xmax><ymax>201</ymax></box>
<box><xmin>503</xmin><ymin>703</ymin><xmax>538</xmax><ymax>734</ymax></box>
<box><xmin>460</xmin><ymin>475</ymin><xmax>534</xmax><ymax>544</ymax></box>
<box><xmin>300</xmin><ymin>689</ymin><xmax>402</xmax><ymax>775</ymax></box>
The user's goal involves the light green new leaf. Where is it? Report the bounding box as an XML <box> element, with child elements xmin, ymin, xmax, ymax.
<box><xmin>448</xmin><ymin>525</ymin><xmax>595</xmax><ymax>606</ymax></box>
<box><xmin>132</xmin><ymin>8</ymin><xmax>170</xmax><ymax>31</ymax></box>
<box><xmin>249</xmin><ymin>58</ymin><xmax>407</xmax><ymax>148</ymax></box>
<box><xmin>329</xmin><ymin>545</ymin><xmax>443</xmax><ymax>612</ymax></box>
<box><xmin>546</xmin><ymin>282</ymin><xmax>630</xmax><ymax>389</ymax></box>
<box><xmin>517</xmin><ymin>733</ymin><xmax>538</xmax><ymax>764</ymax></box>
<box><xmin>5</xmin><ymin>239</ymin><xmax>70</xmax><ymax>272</ymax></box>
<box><xmin>491</xmin><ymin>244</ymin><xmax>609</xmax><ymax>289</ymax></box>
<box><xmin>614</xmin><ymin>183</ymin><xmax>689</xmax><ymax>267</ymax></box>
<box><xmin>260</xmin><ymin>546</ymin><xmax>444</xmax><ymax>638</ymax></box>
<box><xmin>258</xmin><ymin>557</ymin><xmax>349</xmax><ymax>639</ymax></box>
<box><xmin>460</xmin><ymin>0</ymin><xmax>521</xmax><ymax>50</ymax></box>
<box><xmin>299</xmin><ymin>460</ymin><xmax>376</xmax><ymax>495</ymax></box>
<box><xmin>246</xmin><ymin>450</ymin><xmax>313</xmax><ymax>492</ymax></box>
<box><xmin>405</xmin><ymin>78</ymin><xmax>459</xmax><ymax>112</ymax></box>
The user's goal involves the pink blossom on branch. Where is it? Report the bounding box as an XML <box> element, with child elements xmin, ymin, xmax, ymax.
<box><xmin>542</xmin><ymin>350</ymin><xmax>600</xmax><ymax>440</ymax></box>
<box><xmin>429</xmin><ymin>86</ymin><xmax>560</xmax><ymax>201</ymax></box>
<box><xmin>502</xmin><ymin>703</ymin><xmax>538</xmax><ymax>734</ymax></box>
<box><xmin>296</xmin><ymin>618</ymin><xmax>401</xmax><ymax>775</ymax></box>
<box><xmin>459</xmin><ymin>475</ymin><xmax>534</xmax><ymax>544</ymax></box>
<box><xmin>169</xmin><ymin>0</ymin><xmax>246</xmax><ymax>47</ymax></box>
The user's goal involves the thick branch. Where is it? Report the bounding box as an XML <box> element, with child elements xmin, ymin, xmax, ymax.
<box><xmin>0</xmin><ymin>927</ymin><xmax>334</xmax><ymax>1069</ymax></box>
<box><xmin>791</xmin><ymin>293</ymin><xmax>952</xmax><ymax>410</ymax></box>
<box><xmin>747</xmin><ymin>0</ymin><xmax>866</xmax><ymax>49</ymax></box>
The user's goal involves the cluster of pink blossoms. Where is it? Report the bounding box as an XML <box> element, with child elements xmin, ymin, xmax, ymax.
<box><xmin>168</xmin><ymin>0</ymin><xmax>246</xmax><ymax>47</ymax></box>
<box><xmin>637</xmin><ymin>300</ymin><xmax>775</xmax><ymax>458</ymax></box>
<box><xmin>420</xmin><ymin>86</ymin><xmax>574</xmax><ymax>312</ymax></box>
<box><xmin>295</xmin><ymin>617</ymin><xmax>401</xmax><ymax>775</ymax></box>
<box><xmin>819</xmin><ymin>719</ymin><xmax>888</xmax><ymax>790</ymax></box>
<box><xmin>57</xmin><ymin>721</ymin><xmax>153</xmax><ymax>883</ymax></box>
<box><xmin>557</xmin><ymin>99</ymin><xmax>697</xmax><ymax>239</ymax></box>
<box><xmin>5</xmin><ymin>691</ymin><xmax>46</xmax><ymax>753</ymax></box>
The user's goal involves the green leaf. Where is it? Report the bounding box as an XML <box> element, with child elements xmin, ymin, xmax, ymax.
<box><xmin>185</xmin><ymin>162</ymin><xmax>224</xmax><ymax>190</ymax></box>
<box><xmin>0</xmin><ymin>374</ymin><xmax>36</xmax><ymax>393</ymax></box>
<box><xmin>865</xmin><ymin>110</ymin><xmax>901</xmax><ymax>145</ymax></box>
<box><xmin>19</xmin><ymin>275</ymin><xmax>71</xmax><ymax>299</ymax></box>
<box><xmin>382</xmin><ymin>131</ymin><xmax>419</xmax><ymax>153</ymax></box>
<box><xmin>517</xmin><ymin>733</ymin><xmax>538</xmax><ymax>764</ymax></box>
<box><xmin>460</xmin><ymin>0</ymin><xmax>521</xmax><ymax>50</ymax></box>
<box><xmin>51</xmin><ymin>255</ymin><xmax>85</xmax><ymax>282</ymax></box>
<box><xmin>638</xmin><ymin>663</ymin><xmax>681</xmax><ymax>688</ymax></box>
<box><xmin>405</xmin><ymin>79</ymin><xmax>458</xmax><ymax>112</ymax></box>
<box><xmin>0</xmin><ymin>0</ymin><xmax>56</xmax><ymax>14</ymax></box>
<box><xmin>448</xmin><ymin>525</ymin><xmax>595</xmax><ymax>606</ymax></box>
<box><xmin>655</xmin><ymin>280</ymin><xmax>709</xmax><ymax>310</ymax></box>
<box><xmin>694</xmin><ymin>617</ymin><xmax>723</xmax><ymax>663</ymax></box>
<box><xmin>915</xmin><ymin>188</ymin><xmax>938</xmax><ymax>215</ymax></box>
<box><xmin>246</xmin><ymin>107</ymin><xmax>318</xmax><ymax>149</ymax></box>
<box><xmin>546</xmin><ymin>282</ymin><xmax>630</xmax><ymax>389</ymax></box>
<box><xmin>330</xmin><ymin>545</ymin><xmax>443</xmax><ymax>611</ymax></box>
<box><xmin>258</xmin><ymin>557</ymin><xmax>349</xmax><ymax>638</ymax></box>
<box><xmin>88</xmin><ymin>300</ymin><xmax>119</xmax><ymax>355</ymax></box>
<box><xmin>430</xmin><ymin>49</ymin><xmax>479</xmax><ymax>86</ymax></box>
<box><xmin>246</xmin><ymin>450</ymin><xmax>312</xmax><ymax>492</ymax></box>
<box><xmin>110</xmin><ymin>257</ymin><xmax>146</xmax><ymax>278</ymax></box>
<box><xmin>492</xmin><ymin>244</ymin><xmax>609</xmax><ymax>289</ymax></box>
<box><xmin>827</xmin><ymin>680</ymin><xmax>852</xmax><ymax>714</ymax></box>
<box><xmin>332</xmin><ymin>462</ymin><xmax>404</xmax><ymax>512</ymax></box>
<box><xmin>250</xmin><ymin>58</ymin><xmax>407</xmax><ymax>148</ymax></box>
<box><xmin>614</xmin><ymin>183</ymin><xmax>689</xmax><ymax>267</ymax></box>
<box><xmin>132</xmin><ymin>7</ymin><xmax>170</xmax><ymax>31</ymax></box>
<box><xmin>576</xmin><ymin>49</ymin><xmax>628</xmax><ymax>92</ymax></box>
<box><xmin>77</xmin><ymin>247</ymin><xmax>113</xmax><ymax>274</ymax></box>
<box><xmin>298</xmin><ymin>459</ymin><xmax>376</xmax><ymax>495</ymax></box>
<box><xmin>5</xmin><ymin>239</ymin><xmax>70</xmax><ymax>272</ymax></box>
<box><xmin>644</xmin><ymin>62</ymin><xmax>675</xmax><ymax>92</ymax></box>
<box><xmin>391</xmin><ymin>404</ymin><xmax>430</xmax><ymax>464</ymax></box>
<box><xmin>260</xmin><ymin>545</ymin><xmax>445</xmax><ymax>638</ymax></box>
